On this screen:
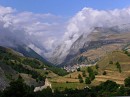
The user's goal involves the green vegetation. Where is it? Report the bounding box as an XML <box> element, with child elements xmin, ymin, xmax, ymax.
<box><xmin>92</xmin><ymin>80</ymin><xmax>119</xmax><ymax>96</ymax></box>
<box><xmin>2</xmin><ymin>47</ymin><xmax>130</xmax><ymax>96</ymax></box>
<box><xmin>124</xmin><ymin>77</ymin><xmax>130</xmax><ymax>87</ymax></box>
<box><xmin>13</xmin><ymin>45</ymin><xmax>52</xmax><ymax>67</ymax></box>
<box><xmin>95</xmin><ymin>64</ymin><xmax>99</xmax><ymax>70</ymax></box>
<box><xmin>49</xmin><ymin>67</ymin><xmax>68</xmax><ymax>76</ymax></box>
<box><xmin>52</xmin><ymin>83</ymin><xmax>86</xmax><ymax>91</ymax></box>
<box><xmin>87</xmin><ymin>67</ymin><xmax>95</xmax><ymax>81</ymax></box>
<box><xmin>124</xmin><ymin>50</ymin><xmax>130</xmax><ymax>56</ymax></box>
<box><xmin>85</xmin><ymin>77</ymin><xmax>91</xmax><ymax>84</ymax></box>
<box><xmin>78</xmin><ymin>74</ymin><xmax>84</xmax><ymax>83</ymax></box>
<box><xmin>94</xmin><ymin>71</ymin><xmax>98</xmax><ymax>75</ymax></box>
<box><xmin>22</xmin><ymin>58</ymin><xmax>43</xmax><ymax>69</ymax></box>
<box><xmin>115</xmin><ymin>62</ymin><xmax>122</xmax><ymax>73</ymax></box>
<box><xmin>1</xmin><ymin>75</ymin><xmax>34</xmax><ymax>97</ymax></box>
<box><xmin>0</xmin><ymin>46</ymin><xmax>68</xmax><ymax>78</ymax></box>
<box><xmin>1</xmin><ymin>76</ymin><xmax>130</xmax><ymax>97</ymax></box>
<box><xmin>3</xmin><ymin>58</ymin><xmax>45</xmax><ymax>82</ymax></box>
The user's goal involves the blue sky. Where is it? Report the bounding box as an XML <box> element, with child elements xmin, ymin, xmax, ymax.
<box><xmin>0</xmin><ymin>0</ymin><xmax>130</xmax><ymax>16</ymax></box>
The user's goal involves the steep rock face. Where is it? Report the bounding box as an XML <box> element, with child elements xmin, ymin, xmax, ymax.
<box><xmin>0</xmin><ymin>67</ymin><xmax>9</xmax><ymax>90</ymax></box>
<box><xmin>50</xmin><ymin>24</ymin><xmax>130</xmax><ymax>66</ymax></box>
<box><xmin>49</xmin><ymin>34</ymin><xmax>88</xmax><ymax>65</ymax></box>
<box><xmin>0</xmin><ymin>62</ymin><xmax>17</xmax><ymax>90</ymax></box>
<box><xmin>49</xmin><ymin>44</ymin><xmax>69</xmax><ymax>65</ymax></box>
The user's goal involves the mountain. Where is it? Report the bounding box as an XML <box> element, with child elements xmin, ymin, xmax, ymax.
<box><xmin>0</xmin><ymin>46</ymin><xmax>47</xmax><ymax>90</ymax></box>
<box><xmin>50</xmin><ymin>24</ymin><xmax>130</xmax><ymax>66</ymax></box>
<box><xmin>0</xmin><ymin>46</ymin><xmax>68</xmax><ymax>90</ymax></box>
<box><xmin>11</xmin><ymin>44</ymin><xmax>53</xmax><ymax>66</ymax></box>
<box><xmin>0</xmin><ymin>32</ymin><xmax>50</xmax><ymax>66</ymax></box>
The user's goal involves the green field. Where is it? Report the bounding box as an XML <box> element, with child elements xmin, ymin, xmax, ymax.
<box><xmin>51</xmin><ymin>82</ymin><xmax>87</xmax><ymax>91</ymax></box>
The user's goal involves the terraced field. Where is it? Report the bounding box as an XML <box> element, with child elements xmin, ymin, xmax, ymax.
<box><xmin>51</xmin><ymin>83</ymin><xmax>86</xmax><ymax>91</ymax></box>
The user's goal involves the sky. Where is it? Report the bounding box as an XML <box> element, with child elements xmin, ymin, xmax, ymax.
<box><xmin>0</xmin><ymin>0</ymin><xmax>130</xmax><ymax>16</ymax></box>
<box><xmin>0</xmin><ymin>0</ymin><xmax>130</xmax><ymax>59</ymax></box>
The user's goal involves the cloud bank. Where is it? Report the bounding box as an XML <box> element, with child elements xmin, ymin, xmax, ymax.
<box><xmin>63</xmin><ymin>7</ymin><xmax>130</xmax><ymax>48</ymax></box>
<box><xmin>0</xmin><ymin>6</ymin><xmax>66</xmax><ymax>56</ymax></box>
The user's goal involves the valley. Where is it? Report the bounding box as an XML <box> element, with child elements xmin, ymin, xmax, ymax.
<box><xmin>1</xmin><ymin>1</ymin><xmax>130</xmax><ymax>97</ymax></box>
<box><xmin>1</xmin><ymin>41</ymin><xmax>130</xmax><ymax>96</ymax></box>
<box><xmin>1</xmin><ymin>43</ymin><xmax>130</xmax><ymax>91</ymax></box>
<box><xmin>48</xmin><ymin>50</ymin><xmax>130</xmax><ymax>91</ymax></box>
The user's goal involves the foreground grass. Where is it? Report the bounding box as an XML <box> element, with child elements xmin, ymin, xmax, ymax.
<box><xmin>51</xmin><ymin>82</ymin><xmax>87</xmax><ymax>91</ymax></box>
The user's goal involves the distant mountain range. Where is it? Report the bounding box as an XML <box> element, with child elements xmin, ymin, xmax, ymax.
<box><xmin>49</xmin><ymin>24</ymin><xmax>130</xmax><ymax>66</ymax></box>
<box><xmin>1</xmin><ymin>23</ymin><xmax>130</xmax><ymax>67</ymax></box>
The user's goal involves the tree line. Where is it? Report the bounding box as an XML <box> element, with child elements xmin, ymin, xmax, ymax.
<box><xmin>1</xmin><ymin>75</ymin><xmax>130</xmax><ymax>97</ymax></box>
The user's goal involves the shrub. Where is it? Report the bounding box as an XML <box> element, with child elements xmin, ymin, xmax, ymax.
<box><xmin>66</xmin><ymin>81</ymin><xmax>69</xmax><ymax>83</ymax></box>
<box><xmin>94</xmin><ymin>71</ymin><xmax>98</xmax><ymax>75</ymax></box>
<box><xmin>103</xmin><ymin>71</ymin><xmax>107</xmax><ymax>75</ymax></box>
<box><xmin>87</xmin><ymin>67</ymin><xmax>95</xmax><ymax>81</ymax></box>
<box><xmin>115</xmin><ymin>62</ymin><xmax>121</xmax><ymax>73</ymax></box>
<box><xmin>95</xmin><ymin>64</ymin><xmax>99</xmax><ymax>69</ymax></box>
<box><xmin>124</xmin><ymin>77</ymin><xmax>130</xmax><ymax>87</ymax></box>
<box><xmin>85</xmin><ymin>77</ymin><xmax>91</xmax><ymax>84</ymax></box>
<box><xmin>78</xmin><ymin>74</ymin><xmax>84</xmax><ymax>83</ymax></box>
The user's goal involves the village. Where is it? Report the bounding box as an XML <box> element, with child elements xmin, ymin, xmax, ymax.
<box><xmin>63</xmin><ymin>64</ymin><xmax>95</xmax><ymax>72</ymax></box>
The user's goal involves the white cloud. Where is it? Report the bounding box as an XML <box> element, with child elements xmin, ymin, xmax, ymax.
<box><xmin>64</xmin><ymin>7</ymin><xmax>130</xmax><ymax>42</ymax></box>
<box><xmin>28</xmin><ymin>44</ymin><xmax>43</xmax><ymax>54</ymax></box>
<box><xmin>63</xmin><ymin>7</ymin><xmax>130</xmax><ymax>48</ymax></box>
<box><xmin>0</xmin><ymin>6</ymin><xmax>66</xmax><ymax>56</ymax></box>
<box><xmin>0</xmin><ymin>6</ymin><xmax>15</xmax><ymax>15</ymax></box>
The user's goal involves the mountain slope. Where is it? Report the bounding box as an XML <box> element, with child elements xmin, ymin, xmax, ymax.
<box><xmin>92</xmin><ymin>51</ymin><xmax>130</xmax><ymax>85</ymax></box>
<box><xmin>50</xmin><ymin>24</ymin><xmax>130</xmax><ymax>66</ymax></box>
<box><xmin>0</xmin><ymin>46</ymin><xmax>67</xmax><ymax>90</ymax></box>
<box><xmin>11</xmin><ymin>44</ymin><xmax>52</xmax><ymax>66</ymax></box>
<box><xmin>0</xmin><ymin>46</ymin><xmax>48</xmax><ymax>90</ymax></box>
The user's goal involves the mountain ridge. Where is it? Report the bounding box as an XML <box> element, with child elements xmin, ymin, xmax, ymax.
<box><xmin>49</xmin><ymin>23</ymin><xmax>130</xmax><ymax>66</ymax></box>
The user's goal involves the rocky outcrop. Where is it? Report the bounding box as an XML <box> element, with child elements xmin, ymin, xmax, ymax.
<box><xmin>34</xmin><ymin>78</ymin><xmax>52</xmax><ymax>92</ymax></box>
<box><xmin>0</xmin><ymin>67</ymin><xmax>9</xmax><ymax>90</ymax></box>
